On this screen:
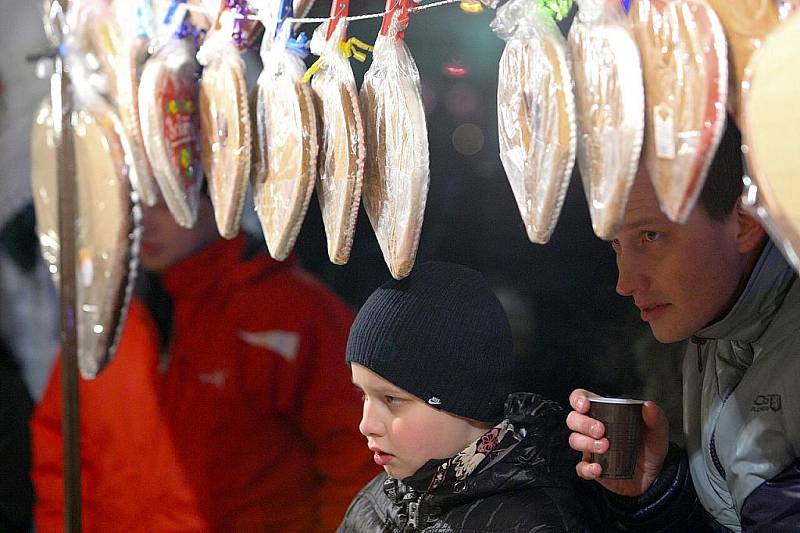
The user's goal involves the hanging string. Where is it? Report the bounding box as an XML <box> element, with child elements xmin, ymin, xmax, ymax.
<box><xmin>182</xmin><ymin>0</ymin><xmax>462</xmax><ymax>25</ymax></box>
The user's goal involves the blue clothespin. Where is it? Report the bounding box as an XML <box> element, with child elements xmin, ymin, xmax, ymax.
<box><xmin>275</xmin><ymin>0</ymin><xmax>310</xmax><ymax>58</ymax></box>
<box><xmin>621</xmin><ymin>0</ymin><xmax>631</xmax><ymax>13</ymax></box>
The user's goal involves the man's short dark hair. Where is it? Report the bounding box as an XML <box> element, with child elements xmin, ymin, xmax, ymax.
<box><xmin>697</xmin><ymin>116</ymin><xmax>744</xmax><ymax>220</ymax></box>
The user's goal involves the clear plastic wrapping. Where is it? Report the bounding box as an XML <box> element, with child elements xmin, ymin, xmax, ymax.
<box><xmin>360</xmin><ymin>9</ymin><xmax>430</xmax><ymax>279</ymax></box>
<box><xmin>630</xmin><ymin>0</ymin><xmax>727</xmax><ymax>224</ymax></box>
<box><xmin>198</xmin><ymin>18</ymin><xmax>252</xmax><ymax>239</ymax></box>
<box><xmin>139</xmin><ymin>38</ymin><xmax>204</xmax><ymax>228</ymax></box>
<box><xmin>705</xmin><ymin>0</ymin><xmax>780</xmax><ymax>122</ymax></box>
<box><xmin>493</xmin><ymin>0</ymin><xmax>576</xmax><ymax>244</ymax></box>
<box><xmin>88</xmin><ymin>11</ymin><xmax>159</xmax><ymax>206</ymax></box>
<box><xmin>568</xmin><ymin>0</ymin><xmax>644</xmax><ymax>239</ymax></box>
<box><xmin>251</xmin><ymin>23</ymin><xmax>319</xmax><ymax>261</ymax></box>
<box><xmin>30</xmin><ymin>100</ymin><xmax>139</xmax><ymax>378</ymax></box>
<box><xmin>311</xmin><ymin>19</ymin><xmax>367</xmax><ymax>265</ymax></box>
<box><xmin>741</xmin><ymin>10</ymin><xmax>800</xmax><ymax>273</ymax></box>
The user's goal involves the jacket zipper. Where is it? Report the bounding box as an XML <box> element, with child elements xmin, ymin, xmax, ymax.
<box><xmin>407</xmin><ymin>500</ymin><xmax>419</xmax><ymax>529</ymax></box>
<box><xmin>691</xmin><ymin>336</ymin><xmax>707</xmax><ymax>373</ymax></box>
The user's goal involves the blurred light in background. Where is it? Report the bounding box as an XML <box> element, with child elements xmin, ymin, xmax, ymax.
<box><xmin>442</xmin><ymin>61</ymin><xmax>469</xmax><ymax>78</ymax></box>
<box><xmin>452</xmin><ymin>123</ymin><xmax>484</xmax><ymax>155</ymax></box>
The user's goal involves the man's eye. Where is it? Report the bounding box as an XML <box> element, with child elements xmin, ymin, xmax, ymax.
<box><xmin>643</xmin><ymin>231</ymin><xmax>660</xmax><ymax>242</ymax></box>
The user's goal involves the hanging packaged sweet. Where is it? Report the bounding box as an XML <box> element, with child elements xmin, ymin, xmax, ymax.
<box><xmin>705</xmin><ymin>0</ymin><xmax>780</xmax><ymax>123</ymax></box>
<box><xmin>360</xmin><ymin>0</ymin><xmax>429</xmax><ymax>278</ymax></box>
<box><xmin>197</xmin><ymin>4</ymin><xmax>252</xmax><ymax>239</ymax></box>
<box><xmin>139</xmin><ymin>6</ymin><xmax>204</xmax><ymax>228</ymax></box>
<box><xmin>568</xmin><ymin>0</ymin><xmax>643</xmax><ymax>240</ymax></box>
<box><xmin>630</xmin><ymin>0</ymin><xmax>727</xmax><ymax>223</ymax></box>
<box><xmin>250</xmin><ymin>0</ymin><xmax>318</xmax><ymax>261</ymax></box>
<box><xmin>86</xmin><ymin>5</ymin><xmax>159</xmax><ymax>206</ymax></box>
<box><xmin>308</xmin><ymin>0</ymin><xmax>368</xmax><ymax>266</ymax></box>
<box><xmin>30</xmin><ymin>76</ymin><xmax>139</xmax><ymax>378</ymax></box>
<box><xmin>741</xmin><ymin>10</ymin><xmax>800</xmax><ymax>273</ymax></box>
<box><xmin>493</xmin><ymin>0</ymin><xmax>576</xmax><ymax>244</ymax></box>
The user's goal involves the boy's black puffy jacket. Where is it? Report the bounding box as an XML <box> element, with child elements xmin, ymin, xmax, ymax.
<box><xmin>338</xmin><ymin>393</ymin><xmax>599</xmax><ymax>532</ymax></box>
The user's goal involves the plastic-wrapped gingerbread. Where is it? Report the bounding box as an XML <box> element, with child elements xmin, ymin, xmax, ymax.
<box><xmin>139</xmin><ymin>5</ymin><xmax>204</xmax><ymax>228</ymax></box>
<box><xmin>308</xmin><ymin>0</ymin><xmax>370</xmax><ymax>265</ymax></box>
<box><xmin>741</xmin><ymin>9</ymin><xmax>800</xmax><ymax>273</ymax></box>
<box><xmin>630</xmin><ymin>0</ymin><xmax>727</xmax><ymax>223</ymax></box>
<box><xmin>197</xmin><ymin>3</ymin><xmax>252</xmax><ymax>239</ymax></box>
<box><xmin>493</xmin><ymin>0</ymin><xmax>576</xmax><ymax>244</ymax></box>
<box><xmin>87</xmin><ymin>5</ymin><xmax>159</xmax><ymax>206</ymax></box>
<box><xmin>250</xmin><ymin>0</ymin><xmax>319</xmax><ymax>261</ymax></box>
<box><xmin>30</xmin><ymin>62</ymin><xmax>139</xmax><ymax>378</ymax></box>
<box><xmin>360</xmin><ymin>0</ymin><xmax>429</xmax><ymax>278</ymax></box>
<box><xmin>568</xmin><ymin>0</ymin><xmax>644</xmax><ymax>239</ymax></box>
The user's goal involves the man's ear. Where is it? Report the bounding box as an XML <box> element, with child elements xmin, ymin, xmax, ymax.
<box><xmin>734</xmin><ymin>201</ymin><xmax>767</xmax><ymax>254</ymax></box>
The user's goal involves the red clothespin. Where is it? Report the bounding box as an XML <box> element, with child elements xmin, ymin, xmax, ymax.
<box><xmin>379</xmin><ymin>0</ymin><xmax>411</xmax><ymax>39</ymax></box>
<box><xmin>326</xmin><ymin>0</ymin><xmax>349</xmax><ymax>40</ymax></box>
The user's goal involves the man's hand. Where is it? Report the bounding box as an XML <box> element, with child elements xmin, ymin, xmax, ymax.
<box><xmin>566</xmin><ymin>388</ymin><xmax>670</xmax><ymax>497</ymax></box>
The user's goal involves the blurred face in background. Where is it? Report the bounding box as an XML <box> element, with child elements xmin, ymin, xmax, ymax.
<box><xmin>611</xmin><ymin>171</ymin><xmax>764</xmax><ymax>343</ymax></box>
<box><xmin>139</xmin><ymin>194</ymin><xmax>219</xmax><ymax>272</ymax></box>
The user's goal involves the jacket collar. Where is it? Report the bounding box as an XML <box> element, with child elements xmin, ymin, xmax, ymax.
<box><xmin>161</xmin><ymin>234</ymin><xmax>291</xmax><ymax>299</ymax></box>
<box><xmin>695</xmin><ymin>240</ymin><xmax>796</xmax><ymax>345</ymax></box>
<box><xmin>382</xmin><ymin>394</ymin><xmax>575</xmax><ymax>519</ymax></box>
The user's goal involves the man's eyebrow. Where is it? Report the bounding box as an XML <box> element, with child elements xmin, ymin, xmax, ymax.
<box><xmin>620</xmin><ymin>216</ymin><xmax>668</xmax><ymax>231</ymax></box>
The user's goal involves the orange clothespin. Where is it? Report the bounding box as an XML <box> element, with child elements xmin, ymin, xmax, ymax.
<box><xmin>326</xmin><ymin>0</ymin><xmax>349</xmax><ymax>40</ymax></box>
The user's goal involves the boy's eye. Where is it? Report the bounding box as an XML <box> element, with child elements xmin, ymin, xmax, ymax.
<box><xmin>610</xmin><ymin>238</ymin><xmax>621</xmax><ymax>251</ymax></box>
<box><xmin>643</xmin><ymin>231</ymin><xmax>660</xmax><ymax>242</ymax></box>
<box><xmin>385</xmin><ymin>395</ymin><xmax>402</xmax><ymax>406</ymax></box>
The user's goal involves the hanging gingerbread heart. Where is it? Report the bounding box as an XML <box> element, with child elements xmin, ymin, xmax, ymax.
<box><xmin>705</xmin><ymin>0</ymin><xmax>780</xmax><ymax>123</ymax></box>
<box><xmin>251</xmin><ymin>0</ymin><xmax>319</xmax><ymax>261</ymax></box>
<box><xmin>140</xmin><ymin>37</ymin><xmax>204</xmax><ymax>228</ymax></box>
<box><xmin>198</xmin><ymin>7</ymin><xmax>252</xmax><ymax>239</ymax></box>
<box><xmin>310</xmin><ymin>0</ymin><xmax>368</xmax><ymax>266</ymax></box>
<box><xmin>88</xmin><ymin>12</ymin><xmax>159</xmax><ymax>206</ymax></box>
<box><xmin>30</xmin><ymin>100</ymin><xmax>139</xmax><ymax>378</ymax></box>
<box><xmin>741</xmin><ymin>10</ymin><xmax>800</xmax><ymax>273</ymax></box>
<box><xmin>630</xmin><ymin>0</ymin><xmax>727</xmax><ymax>223</ymax></box>
<box><xmin>493</xmin><ymin>0</ymin><xmax>576</xmax><ymax>244</ymax></box>
<box><xmin>360</xmin><ymin>0</ymin><xmax>429</xmax><ymax>278</ymax></box>
<box><xmin>569</xmin><ymin>0</ymin><xmax>644</xmax><ymax>239</ymax></box>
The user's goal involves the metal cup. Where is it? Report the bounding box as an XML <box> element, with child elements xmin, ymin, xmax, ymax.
<box><xmin>588</xmin><ymin>396</ymin><xmax>644</xmax><ymax>479</ymax></box>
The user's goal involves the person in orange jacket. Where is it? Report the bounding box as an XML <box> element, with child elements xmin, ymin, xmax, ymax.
<box><xmin>31</xmin><ymin>193</ymin><xmax>378</xmax><ymax>532</ymax></box>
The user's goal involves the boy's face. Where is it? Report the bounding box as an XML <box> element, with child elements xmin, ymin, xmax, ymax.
<box><xmin>140</xmin><ymin>195</ymin><xmax>219</xmax><ymax>272</ymax></box>
<box><xmin>611</xmin><ymin>171</ymin><xmax>761</xmax><ymax>343</ymax></box>
<box><xmin>351</xmin><ymin>363</ymin><xmax>489</xmax><ymax>480</ymax></box>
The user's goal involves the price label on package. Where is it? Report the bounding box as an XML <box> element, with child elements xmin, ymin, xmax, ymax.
<box><xmin>653</xmin><ymin>104</ymin><xmax>676</xmax><ymax>160</ymax></box>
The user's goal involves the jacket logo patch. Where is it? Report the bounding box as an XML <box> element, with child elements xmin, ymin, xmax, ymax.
<box><xmin>752</xmin><ymin>394</ymin><xmax>782</xmax><ymax>412</ymax></box>
<box><xmin>239</xmin><ymin>330</ymin><xmax>300</xmax><ymax>362</ymax></box>
<box><xmin>198</xmin><ymin>370</ymin><xmax>227</xmax><ymax>389</ymax></box>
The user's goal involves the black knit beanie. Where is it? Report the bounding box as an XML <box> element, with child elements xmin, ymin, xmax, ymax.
<box><xmin>346</xmin><ymin>261</ymin><xmax>514</xmax><ymax>423</ymax></box>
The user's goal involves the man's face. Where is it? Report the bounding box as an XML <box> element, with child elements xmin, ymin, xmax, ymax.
<box><xmin>611</xmin><ymin>173</ymin><xmax>748</xmax><ymax>343</ymax></box>
<box><xmin>351</xmin><ymin>363</ymin><xmax>487</xmax><ymax>480</ymax></box>
<box><xmin>139</xmin><ymin>196</ymin><xmax>218</xmax><ymax>272</ymax></box>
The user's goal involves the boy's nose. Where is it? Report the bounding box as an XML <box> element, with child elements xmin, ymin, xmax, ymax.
<box><xmin>358</xmin><ymin>401</ymin><xmax>384</xmax><ymax>438</ymax></box>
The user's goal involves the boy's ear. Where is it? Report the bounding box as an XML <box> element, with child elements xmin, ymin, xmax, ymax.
<box><xmin>734</xmin><ymin>201</ymin><xmax>767</xmax><ymax>254</ymax></box>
